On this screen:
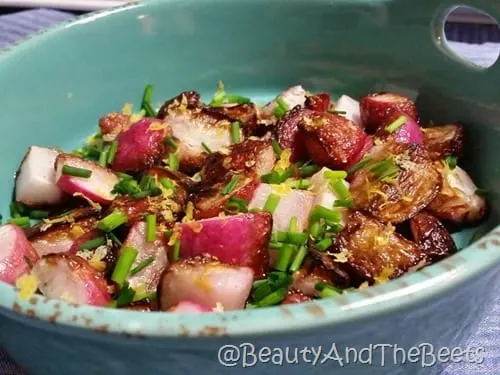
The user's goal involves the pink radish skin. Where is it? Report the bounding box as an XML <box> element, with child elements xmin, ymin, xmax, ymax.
<box><xmin>32</xmin><ymin>254</ymin><xmax>111</xmax><ymax>306</ymax></box>
<box><xmin>159</xmin><ymin>257</ymin><xmax>253</xmax><ymax>311</ymax></box>
<box><xmin>179</xmin><ymin>212</ymin><xmax>272</xmax><ymax>278</ymax></box>
<box><xmin>112</xmin><ymin>118</ymin><xmax>169</xmax><ymax>173</ymax></box>
<box><xmin>393</xmin><ymin>117</ymin><xmax>424</xmax><ymax>145</ymax></box>
<box><xmin>0</xmin><ymin>224</ymin><xmax>39</xmax><ymax>285</ymax></box>
<box><xmin>121</xmin><ymin>221</ymin><xmax>168</xmax><ymax>293</ymax></box>
<box><xmin>167</xmin><ymin>301</ymin><xmax>212</xmax><ymax>314</ymax></box>
<box><xmin>55</xmin><ymin>154</ymin><xmax>119</xmax><ymax>204</ymax></box>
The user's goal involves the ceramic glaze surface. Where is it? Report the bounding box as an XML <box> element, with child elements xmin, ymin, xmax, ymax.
<box><xmin>0</xmin><ymin>0</ymin><xmax>499</xmax><ymax>374</ymax></box>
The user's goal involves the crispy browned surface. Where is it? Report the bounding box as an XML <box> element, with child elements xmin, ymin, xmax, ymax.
<box><xmin>332</xmin><ymin>211</ymin><xmax>425</xmax><ymax>282</ymax></box>
<box><xmin>293</xmin><ymin>255</ymin><xmax>352</xmax><ymax>294</ymax></box>
<box><xmin>276</xmin><ymin>106</ymin><xmax>309</xmax><ymax>162</ymax></box>
<box><xmin>410</xmin><ymin>212</ymin><xmax>457</xmax><ymax>262</ymax></box>
<box><xmin>157</xmin><ymin>91</ymin><xmax>201</xmax><ymax>119</ymax></box>
<box><xmin>350</xmin><ymin>142</ymin><xmax>441</xmax><ymax>224</ymax></box>
<box><xmin>208</xmin><ymin>103</ymin><xmax>259</xmax><ymax>136</ymax></box>
<box><xmin>422</xmin><ymin>124</ymin><xmax>465</xmax><ymax>161</ymax></box>
<box><xmin>300</xmin><ymin>112</ymin><xmax>366</xmax><ymax>169</ymax></box>
<box><xmin>360</xmin><ymin>92</ymin><xmax>418</xmax><ymax>133</ymax></box>
<box><xmin>99</xmin><ymin>112</ymin><xmax>131</xmax><ymax>138</ymax></box>
<box><xmin>428</xmin><ymin>164</ymin><xmax>487</xmax><ymax>223</ymax></box>
<box><xmin>29</xmin><ymin>216</ymin><xmax>98</xmax><ymax>249</ymax></box>
<box><xmin>193</xmin><ymin>139</ymin><xmax>275</xmax><ymax>219</ymax></box>
<box><xmin>304</xmin><ymin>93</ymin><xmax>331</xmax><ymax>112</ymax></box>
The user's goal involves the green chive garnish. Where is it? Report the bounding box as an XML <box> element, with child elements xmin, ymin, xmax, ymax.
<box><xmin>79</xmin><ymin>237</ymin><xmax>107</xmax><ymax>251</ymax></box>
<box><xmin>288</xmin><ymin>216</ymin><xmax>298</xmax><ymax>233</ymax></box>
<box><xmin>231</xmin><ymin>121</ymin><xmax>241</xmax><ymax>143</ymax></box>
<box><xmin>309</xmin><ymin>206</ymin><xmax>341</xmax><ymax>223</ymax></box>
<box><xmin>269</xmin><ymin>242</ymin><xmax>285</xmax><ymax>249</ymax></box>
<box><xmin>168</xmin><ymin>153</ymin><xmax>179</xmax><ymax>171</ymax></box>
<box><xmin>115</xmin><ymin>281</ymin><xmax>136</xmax><ymax>307</ymax></box>
<box><xmin>330</xmin><ymin>179</ymin><xmax>351</xmax><ymax>200</ymax></box>
<box><xmin>272</xmin><ymin>140</ymin><xmax>282</xmax><ymax>156</ymax></box>
<box><xmin>98</xmin><ymin>148</ymin><xmax>108</xmax><ymax>167</ymax></box>
<box><xmin>299</xmin><ymin>164</ymin><xmax>320</xmax><ymax>177</ymax></box>
<box><xmin>111</xmin><ymin>247</ymin><xmax>138</xmax><ymax>286</ymax></box>
<box><xmin>289</xmin><ymin>179</ymin><xmax>311</xmax><ymax>190</ymax></box>
<box><xmin>256</xmin><ymin>288</ymin><xmax>288</xmax><ymax>307</ymax></box>
<box><xmin>62</xmin><ymin>165</ymin><xmax>92</xmax><ymax>178</ymax></box>
<box><xmin>132</xmin><ymin>291</ymin><xmax>158</xmax><ymax>303</ymax></box>
<box><xmin>348</xmin><ymin>157</ymin><xmax>373</xmax><ymax>174</ymax></box>
<box><xmin>107</xmin><ymin>141</ymin><xmax>118</xmax><ymax>164</ymax></box>
<box><xmin>272</xmin><ymin>231</ymin><xmax>289</xmax><ymax>243</ymax></box>
<box><xmin>28</xmin><ymin>209</ymin><xmax>49</xmax><ymax>220</ymax></box>
<box><xmin>260</xmin><ymin>171</ymin><xmax>282</xmax><ymax>184</ymax></box>
<box><xmin>172</xmin><ymin>239</ymin><xmax>181</xmax><ymax>261</ymax></box>
<box><xmin>334</xmin><ymin>199</ymin><xmax>354</xmax><ymax>208</ymax></box>
<box><xmin>309</xmin><ymin>221</ymin><xmax>322</xmax><ymax>238</ymax></box>
<box><xmin>287</xmin><ymin>232</ymin><xmax>308</xmax><ymax>245</ymax></box>
<box><xmin>324</xmin><ymin>170</ymin><xmax>348</xmax><ymax>180</ymax></box>
<box><xmin>289</xmin><ymin>245</ymin><xmax>308</xmax><ymax>273</ymax></box>
<box><xmin>223</xmin><ymin>94</ymin><xmax>251</xmax><ymax>105</ymax></box>
<box><xmin>160</xmin><ymin>178</ymin><xmax>176</xmax><ymax>191</ymax></box>
<box><xmin>316</xmin><ymin>237</ymin><xmax>333</xmax><ymax>251</ymax></box>
<box><xmin>0</xmin><ymin>214</ymin><xmax>2</xmax><ymax>225</ymax></box>
<box><xmin>276</xmin><ymin>244</ymin><xmax>296</xmax><ymax>272</ymax></box>
<box><xmin>130</xmin><ymin>256</ymin><xmax>156</xmax><ymax>275</ymax></box>
<box><xmin>9</xmin><ymin>201</ymin><xmax>23</xmax><ymax>218</ymax></box>
<box><xmin>8</xmin><ymin>217</ymin><xmax>30</xmax><ymax>228</ymax></box>
<box><xmin>97</xmin><ymin>211</ymin><xmax>128</xmax><ymax>232</ymax></box>
<box><xmin>368</xmin><ymin>158</ymin><xmax>400</xmax><ymax>180</ymax></box>
<box><xmin>274</xmin><ymin>97</ymin><xmax>289</xmax><ymax>118</ymax></box>
<box><xmin>328</xmin><ymin>109</ymin><xmax>347</xmax><ymax>115</ymax></box>
<box><xmin>221</xmin><ymin>175</ymin><xmax>240</xmax><ymax>195</ymax></box>
<box><xmin>164</xmin><ymin>136</ymin><xmax>178</xmax><ymax>150</ymax></box>
<box><xmin>263</xmin><ymin>194</ymin><xmax>281</xmax><ymax>214</ymax></box>
<box><xmin>224</xmin><ymin>197</ymin><xmax>248</xmax><ymax>215</ymax></box>
<box><xmin>201</xmin><ymin>142</ymin><xmax>212</xmax><ymax>154</ymax></box>
<box><xmin>475</xmin><ymin>188</ymin><xmax>488</xmax><ymax>196</ymax></box>
<box><xmin>445</xmin><ymin>155</ymin><xmax>458</xmax><ymax>170</ymax></box>
<box><xmin>108</xmin><ymin>232</ymin><xmax>122</xmax><ymax>247</ymax></box>
<box><xmin>141</xmin><ymin>84</ymin><xmax>156</xmax><ymax>117</ymax></box>
<box><xmin>386</xmin><ymin>115</ymin><xmax>407</xmax><ymax>133</ymax></box>
<box><xmin>315</xmin><ymin>282</ymin><xmax>343</xmax><ymax>298</ymax></box>
<box><xmin>145</xmin><ymin>215</ymin><xmax>156</xmax><ymax>242</ymax></box>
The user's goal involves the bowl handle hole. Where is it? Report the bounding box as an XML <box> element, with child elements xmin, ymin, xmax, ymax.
<box><xmin>436</xmin><ymin>5</ymin><xmax>499</xmax><ymax>69</ymax></box>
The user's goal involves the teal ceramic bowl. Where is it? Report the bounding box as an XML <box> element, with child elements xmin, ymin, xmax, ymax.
<box><xmin>0</xmin><ymin>0</ymin><xmax>499</xmax><ymax>374</ymax></box>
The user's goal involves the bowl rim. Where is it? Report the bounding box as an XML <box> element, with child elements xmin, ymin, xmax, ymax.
<box><xmin>1</xmin><ymin>0</ymin><xmax>500</xmax><ymax>338</ymax></box>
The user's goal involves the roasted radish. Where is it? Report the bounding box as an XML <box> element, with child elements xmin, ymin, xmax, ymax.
<box><xmin>422</xmin><ymin>123</ymin><xmax>465</xmax><ymax>161</ymax></box>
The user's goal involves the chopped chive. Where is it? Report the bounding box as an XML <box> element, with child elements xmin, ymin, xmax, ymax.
<box><xmin>328</xmin><ymin>109</ymin><xmax>347</xmax><ymax>115</ymax></box>
<box><xmin>97</xmin><ymin>211</ymin><xmax>128</xmax><ymax>232</ymax></box>
<box><xmin>256</xmin><ymin>288</ymin><xmax>288</xmax><ymax>307</ymax></box>
<box><xmin>168</xmin><ymin>153</ymin><xmax>179</xmax><ymax>171</ymax></box>
<box><xmin>24</xmin><ymin>255</ymin><xmax>33</xmax><ymax>269</ymax></box>
<box><xmin>160</xmin><ymin>178</ymin><xmax>176</xmax><ymax>192</ymax></box>
<box><xmin>172</xmin><ymin>239</ymin><xmax>181</xmax><ymax>261</ymax></box>
<box><xmin>223</xmin><ymin>94</ymin><xmax>251</xmax><ymax>105</ymax></box>
<box><xmin>309</xmin><ymin>206</ymin><xmax>342</xmax><ymax>223</ymax></box>
<box><xmin>130</xmin><ymin>256</ymin><xmax>156</xmax><ymax>275</ymax></box>
<box><xmin>139</xmin><ymin>175</ymin><xmax>154</xmax><ymax>191</ymax></box>
<box><xmin>324</xmin><ymin>170</ymin><xmax>348</xmax><ymax>180</ymax></box>
<box><xmin>9</xmin><ymin>201</ymin><xmax>22</xmax><ymax>218</ymax></box>
<box><xmin>445</xmin><ymin>155</ymin><xmax>458</xmax><ymax>170</ymax></box>
<box><xmin>201</xmin><ymin>142</ymin><xmax>212</xmax><ymax>154</ymax></box>
<box><xmin>278</xmin><ymin>167</ymin><xmax>296</xmax><ymax>184</ymax></box>
<box><xmin>231</xmin><ymin>121</ymin><xmax>241</xmax><ymax>144</ymax></box>
<box><xmin>132</xmin><ymin>291</ymin><xmax>158</xmax><ymax>303</ymax></box>
<box><xmin>289</xmin><ymin>245</ymin><xmax>308</xmax><ymax>273</ymax></box>
<box><xmin>271</xmin><ymin>140</ymin><xmax>282</xmax><ymax>156</ymax></box>
<box><xmin>8</xmin><ymin>217</ymin><xmax>30</xmax><ymax>228</ymax></box>
<box><xmin>289</xmin><ymin>179</ymin><xmax>311</xmax><ymax>190</ymax></box>
<box><xmin>164</xmin><ymin>230</ymin><xmax>172</xmax><ymax>240</ymax></box>
<box><xmin>131</xmin><ymin>190</ymin><xmax>152</xmax><ymax>200</ymax></box>
<box><xmin>62</xmin><ymin>165</ymin><xmax>92</xmax><ymax>178</ymax></box>
<box><xmin>273</xmin><ymin>231</ymin><xmax>289</xmax><ymax>242</ymax></box>
<box><xmin>326</xmin><ymin>221</ymin><xmax>344</xmax><ymax>233</ymax></box>
<box><xmin>316</xmin><ymin>237</ymin><xmax>333</xmax><ymax>251</ymax></box>
<box><xmin>260</xmin><ymin>171</ymin><xmax>282</xmax><ymax>184</ymax></box>
<box><xmin>386</xmin><ymin>115</ymin><xmax>407</xmax><ymax>133</ymax></box>
<box><xmin>475</xmin><ymin>188</ymin><xmax>488</xmax><ymax>196</ymax></box>
<box><xmin>315</xmin><ymin>282</ymin><xmax>343</xmax><ymax>298</ymax></box>
<box><xmin>263</xmin><ymin>194</ymin><xmax>281</xmax><ymax>214</ymax></box>
<box><xmin>164</xmin><ymin>136</ymin><xmax>178</xmax><ymax>151</ymax></box>
<box><xmin>79</xmin><ymin>236</ymin><xmax>106</xmax><ymax>250</ymax></box>
<box><xmin>210</xmin><ymin>81</ymin><xmax>226</xmax><ymax>106</ymax></box>
<box><xmin>224</xmin><ymin>197</ymin><xmax>248</xmax><ymax>214</ymax></box>
<box><xmin>276</xmin><ymin>244</ymin><xmax>296</xmax><ymax>271</ymax></box>
<box><xmin>28</xmin><ymin>209</ymin><xmax>49</xmax><ymax>220</ymax></box>
<box><xmin>252</xmin><ymin>279</ymin><xmax>268</xmax><ymax>289</ymax></box>
<box><xmin>108</xmin><ymin>232</ymin><xmax>122</xmax><ymax>247</ymax></box>
<box><xmin>334</xmin><ymin>199</ymin><xmax>354</xmax><ymax>208</ymax></box>
<box><xmin>98</xmin><ymin>148</ymin><xmax>108</xmax><ymax>167</ymax></box>
<box><xmin>330</xmin><ymin>179</ymin><xmax>351</xmax><ymax>200</ymax></box>
<box><xmin>288</xmin><ymin>216</ymin><xmax>298</xmax><ymax>233</ymax></box>
<box><xmin>145</xmin><ymin>215</ymin><xmax>156</xmax><ymax>242</ymax></box>
<box><xmin>142</xmin><ymin>84</ymin><xmax>153</xmax><ymax>103</ymax></box>
<box><xmin>308</xmin><ymin>221</ymin><xmax>322</xmax><ymax>238</ymax></box>
<box><xmin>348</xmin><ymin>156</ymin><xmax>373</xmax><ymax>174</ymax></box>
<box><xmin>115</xmin><ymin>281</ymin><xmax>136</xmax><ymax>307</ymax></box>
<box><xmin>116</xmin><ymin>172</ymin><xmax>134</xmax><ymax>180</ymax></box>
<box><xmin>368</xmin><ymin>158</ymin><xmax>400</xmax><ymax>180</ymax></box>
<box><xmin>269</xmin><ymin>241</ymin><xmax>285</xmax><ymax>249</ymax></box>
<box><xmin>221</xmin><ymin>175</ymin><xmax>240</xmax><ymax>195</ymax></box>
<box><xmin>287</xmin><ymin>232</ymin><xmax>308</xmax><ymax>245</ymax></box>
<box><xmin>141</xmin><ymin>84</ymin><xmax>156</xmax><ymax>117</ymax></box>
<box><xmin>299</xmin><ymin>164</ymin><xmax>320</xmax><ymax>177</ymax></box>
<box><xmin>111</xmin><ymin>247</ymin><xmax>138</xmax><ymax>286</ymax></box>
<box><xmin>274</xmin><ymin>97</ymin><xmax>289</xmax><ymax>118</ymax></box>
<box><xmin>107</xmin><ymin>141</ymin><xmax>118</xmax><ymax>164</ymax></box>
<box><xmin>0</xmin><ymin>214</ymin><xmax>2</xmax><ymax>224</ymax></box>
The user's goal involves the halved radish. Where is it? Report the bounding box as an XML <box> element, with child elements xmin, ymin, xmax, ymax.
<box><xmin>32</xmin><ymin>254</ymin><xmax>111</xmax><ymax>306</ymax></box>
<box><xmin>167</xmin><ymin>301</ymin><xmax>212</xmax><ymax>313</ymax></box>
<box><xmin>159</xmin><ymin>256</ymin><xmax>253</xmax><ymax>311</ymax></box>
<box><xmin>121</xmin><ymin>221</ymin><xmax>169</xmax><ymax>293</ymax></box>
<box><xmin>0</xmin><ymin>224</ymin><xmax>39</xmax><ymax>285</ymax></box>
<box><xmin>15</xmin><ymin>146</ymin><xmax>65</xmax><ymax>207</ymax></box>
<box><xmin>55</xmin><ymin>153</ymin><xmax>119</xmax><ymax>204</ymax></box>
<box><xmin>179</xmin><ymin>212</ymin><xmax>272</xmax><ymax>278</ymax></box>
<box><xmin>335</xmin><ymin>95</ymin><xmax>362</xmax><ymax>127</ymax></box>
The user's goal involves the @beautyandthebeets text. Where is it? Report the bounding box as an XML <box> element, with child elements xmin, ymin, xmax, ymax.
<box><xmin>217</xmin><ymin>342</ymin><xmax>485</xmax><ymax>368</ymax></box>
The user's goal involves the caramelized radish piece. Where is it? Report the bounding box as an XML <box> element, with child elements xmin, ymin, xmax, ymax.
<box><xmin>55</xmin><ymin>154</ymin><xmax>120</xmax><ymax>204</ymax></box>
<box><xmin>159</xmin><ymin>257</ymin><xmax>253</xmax><ymax>311</ymax></box>
<box><xmin>179</xmin><ymin>212</ymin><xmax>272</xmax><ymax>278</ymax></box>
<box><xmin>167</xmin><ymin>301</ymin><xmax>212</xmax><ymax>313</ymax></box>
<box><xmin>15</xmin><ymin>146</ymin><xmax>65</xmax><ymax>207</ymax></box>
<box><xmin>112</xmin><ymin>118</ymin><xmax>169</xmax><ymax>173</ymax></box>
<box><xmin>121</xmin><ymin>221</ymin><xmax>168</xmax><ymax>293</ymax></box>
<box><xmin>276</xmin><ymin>107</ymin><xmax>309</xmax><ymax>161</ymax></box>
<box><xmin>32</xmin><ymin>254</ymin><xmax>111</xmax><ymax>306</ymax></box>
<box><xmin>99</xmin><ymin>112</ymin><xmax>131</xmax><ymax>141</ymax></box>
<box><xmin>422</xmin><ymin>124</ymin><xmax>465</xmax><ymax>161</ymax></box>
<box><xmin>305</xmin><ymin>93</ymin><xmax>331</xmax><ymax>112</ymax></box>
<box><xmin>248</xmin><ymin>183</ymin><xmax>315</xmax><ymax>232</ymax></box>
<box><xmin>335</xmin><ymin>95</ymin><xmax>362</xmax><ymax>126</ymax></box>
<box><xmin>360</xmin><ymin>92</ymin><xmax>418</xmax><ymax>133</ymax></box>
<box><xmin>0</xmin><ymin>224</ymin><xmax>39</xmax><ymax>285</ymax></box>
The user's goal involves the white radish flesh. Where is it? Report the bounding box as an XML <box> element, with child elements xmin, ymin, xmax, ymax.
<box><xmin>335</xmin><ymin>95</ymin><xmax>362</xmax><ymax>127</ymax></box>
